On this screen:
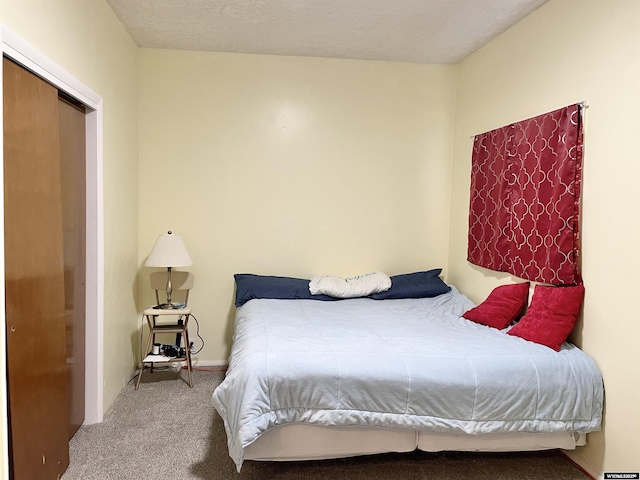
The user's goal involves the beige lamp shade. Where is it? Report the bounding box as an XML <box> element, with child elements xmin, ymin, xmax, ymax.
<box><xmin>145</xmin><ymin>231</ymin><xmax>192</xmax><ymax>267</ymax></box>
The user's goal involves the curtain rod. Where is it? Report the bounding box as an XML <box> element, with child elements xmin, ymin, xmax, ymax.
<box><xmin>469</xmin><ymin>101</ymin><xmax>589</xmax><ymax>139</ymax></box>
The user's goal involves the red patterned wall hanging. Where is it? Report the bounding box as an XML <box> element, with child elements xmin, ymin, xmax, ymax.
<box><xmin>468</xmin><ymin>104</ymin><xmax>583</xmax><ymax>285</ymax></box>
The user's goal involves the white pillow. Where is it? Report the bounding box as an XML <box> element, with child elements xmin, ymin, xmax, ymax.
<box><xmin>309</xmin><ymin>272</ymin><xmax>392</xmax><ymax>299</ymax></box>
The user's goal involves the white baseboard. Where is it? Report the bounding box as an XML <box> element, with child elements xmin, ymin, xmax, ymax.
<box><xmin>563</xmin><ymin>450</ymin><xmax>602</xmax><ymax>480</ymax></box>
<box><xmin>190</xmin><ymin>359</ymin><xmax>229</xmax><ymax>368</ymax></box>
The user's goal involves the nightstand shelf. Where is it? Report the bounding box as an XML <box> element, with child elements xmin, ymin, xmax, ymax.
<box><xmin>135</xmin><ymin>305</ymin><xmax>193</xmax><ymax>389</ymax></box>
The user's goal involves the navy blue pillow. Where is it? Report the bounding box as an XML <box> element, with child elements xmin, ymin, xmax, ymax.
<box><xmin>234</xmin><ymin>274</ymin><xmax>336</xmax><ymax>307</ymax></box>
<box><xmin>369</xmin><ymin>269</ymin><xmax>451</xmax><ymax>300</ymax></box>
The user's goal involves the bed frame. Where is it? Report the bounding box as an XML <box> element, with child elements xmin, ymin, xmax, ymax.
<box><xmin>244</xmin><ymin>424</ymin><xmax>585</xmax><ymax>462</ymax></box>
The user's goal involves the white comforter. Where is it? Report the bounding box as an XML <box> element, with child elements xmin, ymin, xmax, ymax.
<box><xmin>212</xmin><ymin>288</ymin><xmax>603</xmax><ymax>470</ymax></box>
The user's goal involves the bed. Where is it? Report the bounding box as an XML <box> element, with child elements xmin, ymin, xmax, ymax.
<box><xmin>212</xmin><ymin>274</ymin><xmax>603</xmax><ymax>472</ymax></box>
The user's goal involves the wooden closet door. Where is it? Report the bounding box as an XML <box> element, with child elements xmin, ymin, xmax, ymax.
<box><xmin>58</xmin><ymin>96</ymin><xmax>86</xmax><ymax>440</ymax></box>
<box><xmin>3</xmin><ymin>58</ymin><xmax>70</xmax><ymax>478</ymax></box>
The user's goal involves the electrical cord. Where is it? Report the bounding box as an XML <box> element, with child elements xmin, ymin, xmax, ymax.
<box><xmin>188</xmin><ymin>313</ymin><xmax>205</xmax><ymax>354</ymax></box>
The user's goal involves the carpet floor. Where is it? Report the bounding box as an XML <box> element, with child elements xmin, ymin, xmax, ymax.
<box><xmin>62</xmin><ymin>368</ymin><xmax>591</xmax><ymax>480</ymax></box>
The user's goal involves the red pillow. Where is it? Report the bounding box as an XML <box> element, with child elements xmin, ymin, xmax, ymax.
<box><xmin>462</xmin><ymin>282</ymin><xmax>530</xmax><ymax>329</ymax></box>
<box><xmin>507</xmin><ymin>284</ymin><xmax>585</xmax><ymax>351</ymax></box>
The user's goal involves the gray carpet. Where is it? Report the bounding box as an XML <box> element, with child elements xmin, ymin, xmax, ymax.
<box><xmin>62</xmin><ymin>368</ymin><xmax>591</xmax><ymax>480</ymax></box>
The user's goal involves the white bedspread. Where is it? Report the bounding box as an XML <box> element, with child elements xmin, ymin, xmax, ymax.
<box><xmin>212</xmin><ymin>288</ymin><xmax>603</xmax><ymax>471</ymax></box>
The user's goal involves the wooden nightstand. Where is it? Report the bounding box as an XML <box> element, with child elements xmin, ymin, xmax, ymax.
<box><xmin>135</xmin><ymin>270</ymin><xmax>195</xmax><ymax>390</ymax></box>
<box><xmin>135</xmin><ymin>305</ymin><xmax>193</xmax><ymax>389</ymax></box>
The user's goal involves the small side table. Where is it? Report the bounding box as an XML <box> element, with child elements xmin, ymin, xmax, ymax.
<box><xmin>135</xmin><ymin>305</ymin><xmax>193</xmax><ymax>390</ymax></box>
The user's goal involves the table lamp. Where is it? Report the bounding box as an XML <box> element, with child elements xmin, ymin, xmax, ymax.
<box><xmin>145</xmin><ymin>230</ymin><xmax>192</xmax><ymax>308</ymax></box>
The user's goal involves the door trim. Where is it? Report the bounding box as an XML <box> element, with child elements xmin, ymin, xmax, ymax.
<box><xmin>0</xmin><ymin>25</ymin><xmax>105</xmax><ymax>477</ymax></box>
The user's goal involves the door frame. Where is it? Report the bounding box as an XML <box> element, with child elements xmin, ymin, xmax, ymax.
<box><xmin>0</xmin><ymin>24</ymin><xmax>105</xmax><ymax>478</ymax></box>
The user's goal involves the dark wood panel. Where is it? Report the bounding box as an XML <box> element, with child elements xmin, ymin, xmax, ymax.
<box><xmin>4</xmin><ymin>57</ymin><xmax>70</xmax><ymax>479</ymax></box>
<box><xmin>58</xmin><ymin>97</ymin><xmax>86</xmax><ymax>440</ymax></box>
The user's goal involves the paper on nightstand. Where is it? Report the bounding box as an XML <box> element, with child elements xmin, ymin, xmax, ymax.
<box><xmin>143</xmin><ymin>354</ymin><xmax>174</xmax><ymax>362</ymax></box>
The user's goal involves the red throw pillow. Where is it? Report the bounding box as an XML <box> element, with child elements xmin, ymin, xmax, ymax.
<box><xmin>462</xmin><ymin>282</ymin><xmax>530</xmax><ymax>329</ymax></box>
<box><xmin>507</xmin><ymin>284</ymin><xmax>585</xmax><ymax>351</ymax></box>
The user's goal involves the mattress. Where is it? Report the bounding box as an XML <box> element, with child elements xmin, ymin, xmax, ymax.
<box><xmin>213</xmin><ymin>287</ymin><xmax>603</xmax><ymax>471</ymax></box>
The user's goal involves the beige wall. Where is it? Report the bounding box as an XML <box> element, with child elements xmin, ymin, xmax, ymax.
<box><xmin>138</xmin><ymin>49</ymin><xmax>457</xmax><ymax>362</ymax></box>
<box><xmin>1</xmin><ymin>0</ymin><xmax>633</xmax><ymax>477</ymax></box>
<box><xmin>0</xmin><ymin>1</ymin><xmax>139</xmax><ymax>477</ymax></box>
<box><xmin>449</xmin><ymin>0</ymin><xmax>640</xmax><ymax>475</ymax></box>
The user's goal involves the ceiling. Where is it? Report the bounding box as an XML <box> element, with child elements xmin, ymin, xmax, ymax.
<box><xmin>106</xmin><ymin>0</ymin><xmax>549</xmax><ymax>64</ymax></box>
